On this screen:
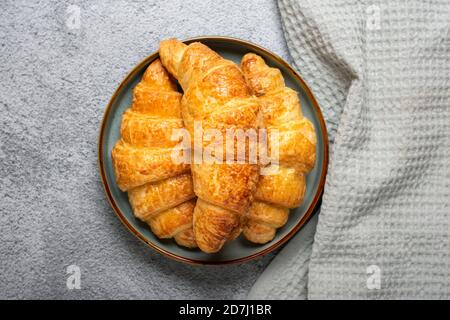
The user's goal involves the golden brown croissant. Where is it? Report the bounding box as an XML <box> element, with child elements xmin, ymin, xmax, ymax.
<box><xmin>159</xmin><ymin>39</ymin><xmax>260</xmax><ymax>253</ymax></box>
<box><xmin>112</xmin><ymin>59</ymin><xmax>197</xmax><ymax>248</ymax></box>
<box><xmin>241</xmin><ymin>53</ymin><xmax>316</xmax><ymax>244</ymax></box>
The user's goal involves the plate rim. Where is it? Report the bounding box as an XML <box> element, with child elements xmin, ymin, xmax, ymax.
<box><xmin>98</xmin><ymin>35</ymin><xmax>329</xmax><ymax>265</ymax></box>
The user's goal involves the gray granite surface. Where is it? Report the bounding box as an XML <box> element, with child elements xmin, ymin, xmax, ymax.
<box><xmin>0</xmin><ymin>0</ymin><xmax>289</xmax><ymax>299</ymax></box>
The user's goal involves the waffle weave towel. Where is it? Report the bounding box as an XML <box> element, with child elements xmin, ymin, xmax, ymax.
<box><xmin>249</xmin><ymin>0</ymin><xmax>450</xmax><ymax>299</ymax></box>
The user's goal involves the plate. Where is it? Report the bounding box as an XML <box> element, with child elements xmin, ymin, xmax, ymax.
<box><xmin>98</xmin><ymin>36</ymin><xmax>329</xmax><ymax>264</ymax></box>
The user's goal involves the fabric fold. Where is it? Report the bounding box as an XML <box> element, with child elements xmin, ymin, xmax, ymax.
<box><xmin>249</xmin><ymin>0</ymin><xmax>450</xmax><ymax>299</ymax></box>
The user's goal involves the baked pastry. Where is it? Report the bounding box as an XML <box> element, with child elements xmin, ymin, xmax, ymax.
<box><xmin>112</xmin><ymin>59</ymin><xmax>197</xmax><ymax>248</ymax></box>
<box><xmin>241</xmin><ymin>53</ymin><xmax>316</xmax><ymax>244</ymax></box>
<box><xmin>159</xmin><ymin>39</ymin><xmax>260</xmax><ymax>253</ymax></box>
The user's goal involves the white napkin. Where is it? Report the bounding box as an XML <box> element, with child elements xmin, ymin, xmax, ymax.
<box><xmin>249</xmin><ymin>0</ymin><xmax>450</xmax><ymax>299</ymax></box>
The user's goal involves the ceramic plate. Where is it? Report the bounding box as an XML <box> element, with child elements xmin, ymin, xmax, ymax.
<box><xmin>98</xmin><ymin>36</ymin><xmax>329</xmax><ymax>264</ymax></box>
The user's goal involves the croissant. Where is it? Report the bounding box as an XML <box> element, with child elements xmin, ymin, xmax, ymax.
<box><xmin>112</xmin><ymin>59</ymin><xmax>197</xmax><ymax>248</ymax></box>
<box><xmin>240</xmin><ymin>53</ymin><xmax>316</xmax><ymax>244</ymax></box>
<box><xmin>159</xmin><ymin>39</ymin><xmax>260</xmax><ymax>253</ymax></box>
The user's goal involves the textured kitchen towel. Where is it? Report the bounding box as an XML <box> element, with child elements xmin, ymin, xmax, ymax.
<box><xmin>249</xmin><ymin>0</ymin><xmax>450</xmax><ymax>299</ymax></box>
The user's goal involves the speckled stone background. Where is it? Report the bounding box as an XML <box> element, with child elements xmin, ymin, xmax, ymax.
<box><xmin>0</xmin><ymin>0</ymin><xmax>290</xmax><ymax>299</ymax></box>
